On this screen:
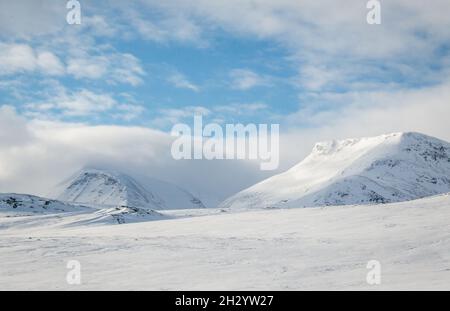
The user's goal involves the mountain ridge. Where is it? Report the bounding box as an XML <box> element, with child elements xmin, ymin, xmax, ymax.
<box><xmin>219</xmin><ymin>132</ymin><xmax>450</xmax><ymax>209</ymax></box>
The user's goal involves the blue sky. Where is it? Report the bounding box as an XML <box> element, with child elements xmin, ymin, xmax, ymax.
<box><xmin>0</xmin><ymin>2</ymin><xmax>299</xmax><ymax>129</ymax></box>
<box><xmin>1</xmin><ymin>0</ymin><xmax>450</xmax><ymax>199</ymax></box>
<box><xmin>1</xmin><ymin>0</ymin><xmax>448</xmax><ymax>131</ymax></box>
<box><xmin>1</xmin><ymin>25</ymin><xmax>299</xmax><ymax>128</ymax></box>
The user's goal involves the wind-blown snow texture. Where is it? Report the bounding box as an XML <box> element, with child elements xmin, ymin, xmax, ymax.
<box><xmin>220</xmin><ymin>132</ymin><xmax>450</xmax><ymax>209</ymax></box>
<box><xmin>0</xmin><ymin>193</ymin><xmax>449</xmax><ymax>290</ymax></box>
<box><xmin>53</xmin><ymin>168</ymin><xmax>205</xmax><ymax>210</ymax></box>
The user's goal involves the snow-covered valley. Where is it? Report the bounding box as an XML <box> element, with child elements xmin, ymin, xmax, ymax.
<box><xmin>1</xmin><ymin>193</ymin><xmax>449</xmax><ymax>290</ymax></box>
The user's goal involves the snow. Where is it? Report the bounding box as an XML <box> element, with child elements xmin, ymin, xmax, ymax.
<box><xmin>52</xmin><ymin>168</ymin><xmax>206</xmax><ymax>210</ymax></box>
<box><xmin>220</xmin><ymin>132</ymin><xmax>450</xmax><ymax>209</ymax></box>
<box><xmin>0</xmin><ymin>193</ymin><xmax>449</xmax><ymax>290</ymax></box>
<box><xmin>0</xmin><ymin>193</ymin><xmax>90</xmax><ymax>216</ymax></box>
<box><xmin>0</xmin><ymin>192</ymin><xmax>169</xmax><ymax>225</ymax></box>
<box><xmin>1</xmin><ymin>132</ymin><xmax>449</xmax><ymax>290</ymax></box>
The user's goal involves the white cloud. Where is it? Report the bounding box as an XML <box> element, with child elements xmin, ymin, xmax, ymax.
<box><xmin>296</xmin><ymin>65</ymin><xmax>338</xmax><ymax>91</ymax></box>
<box><xmin>229</xmin><ymin>69</ymin><xmax>270</xmax><ymax>90</ymax></box>
<box><xmin>152</xmin><ymin>102</ymin><xmax>276</xmax><ymax>128</ymax></box>
<box><xmin>0</xmin><ymin>43</ymin><xmax>64</xmax><ymax>76</ymax></box>
<box><xmin>0</xmin><ymin>109</ymin><xmax>169</xmax><ymax>195</ymax></box>
<box><xmin>0</xmin><ymin>106</ymin><xmax>268</xmax><ymax>201</ymax></box>
<box><xmin>152</xmin><ymin>106</ymin><xmax>211</xmax><ymax>127</ymax></box>
<box><xmin>0</xmin><ymin>0</ymin><xmax>64</xmax><ymax>39</ymax></box>
<box><xmin>36</xmin><ymin>51</ymin><xmax>65</xmax><ymax>75</ymax></box>
<box><xmin>83</xmin><ymin>15</ymin><xmax>118</xmax><ymax>37</ymax></box>
<box><xmin>167</xmin><ymin>72</ymin><xmax>199</xmax><ymax>92</ymax></box>
<box><xmin>2</xmin><ymin>0</ymin><xmax>450</xmax><ymax>200</ymax></box>
<box><xmin>0</xmin><ymin>43</ymin><xmax>35</xmax><ymax>73</ymax></box>
<box><xmin>127</xmin><ymin>8</ymin><xmax>205</xmax><ymax>45</ymax></box>
<box><xmin>0</xmin><ymin>105</ymin><xmax>32</xmax><ymax>147</ymax></box>
<box><xmin>67</xmin><ymin>57</ymin><xmax>107</xmax><ymax>79</ymax></box>
<box><xmin>111</xmin><ymin>53</ymin><xmax>146</xmax><ymax>86</ymax></box>
<box><xmin>28</xmin><ymin>89</ymin><xmax>117</xmax><ymax>117</ymax></box>
<box><xmin>134</xmin><ymin>0</ymin><xmax>450</xmax><ymax>92</ymax></box>
<box><xmin>26</xmin><ymin>85</ymin><xmax>145</xmax><ymax>120</ymax></box>
<box><xmin>3</xmin><ymin>1</ymin><xmax>449</xmax><ymax>92</ymax></box>
<box><xmin>67</xmin><ymin>53</ymin><xmax>145</xmax><ymax>86</ymax></box>
<box><xmin>58</xmin><ymin>90</ymin><xmax>117</xmax><ymax>116</ymax></box>
<box><xmin>114</xmin><ymin>104</ymin><xmax>146</xmax><ymax>121</ymax></box>
<box><xmin>0</xmin><ymin>42</ymin><xmax>145</xmax><ymax>85</ymax></box>
<box><xmin>278</xmin><ymin>80</ymin><xmax>450</xmax><ymax>170</ymax></box>
<box><xmin>2</xmin><ymin>79</ymin><xmax>450</xmax><ymax>201</ymax></box>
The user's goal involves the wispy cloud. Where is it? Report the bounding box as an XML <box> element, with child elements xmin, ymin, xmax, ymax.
<box><xmin>67</xmin><ymin>52</ymin><xmax>145</xmax><ymax>86</ymax></box>
<box><xmin>152</xmin><ymin>102</ymin><xmax>273</xmax><ymax>128</ymax></box>
<box><xmin>152</xmin><ymin>106</ymin><xmax>211</xmax><ymax>127</ymax></box>
<box><xmin>167</xmin><ymin>72</ymin><xmax>200</xmax><ymax>92</ymax></box>
<box><xmin>0</xmin><ymin>41</ymin><xmax>145</xmax><ymax>87</ymax></box>
<box><xmin>27</xmin><ymin>89</ymin><xmax>117</xmax><ymax>117</ymax></box>
<box><xmin>229</xmin><ymin>69</ymin><xmax>270</xmax><ymax>90</ymax></box>
<box><xmin>25</xmin><ymin>82</ymin><xmax>145</xmax><ymax>120</ymax></box>
<box><xmin>113</xmin><ymin>104</ymin><xmax>146</xmax><ymax>121</ymax></box>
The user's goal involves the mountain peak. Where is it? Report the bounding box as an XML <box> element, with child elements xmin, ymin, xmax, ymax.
<box><xmin>220</xmin><ymin>132</ymin><xmax>450</xmax><ymax>209</ymax></box>
<box><xmin>53</xmin><ymin>168</ymin><xmax>206</xmax><ymax>210</ymax></box>
<box><xmin>310</xmin><ymin>132</ymin><xmax>433</xmax><ymax>155</ymax></box>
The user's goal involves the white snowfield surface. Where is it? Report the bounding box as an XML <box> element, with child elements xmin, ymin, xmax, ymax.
<box><xmin>52</xmin><ymin>168</ymin><xmax>205</xmax><ymax>210</ymax></box>
<box><xmin>0</xmin><ymin>193</ymin><xmax>449</xmax><ymax>290</ymax></box>
<box><xmin>220</xmin><ymin>132</ymin><xmax>450</xmax><ymax>209</ymax></box>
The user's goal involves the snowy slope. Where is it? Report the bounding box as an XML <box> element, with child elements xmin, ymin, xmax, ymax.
<box><xmin>0</xmin><ymin>193</ymin><xmax>91</xmax><ymax>216</ymax></box>
<box><xmin>220</xmin><ymin>132</ymin><xmax>450</xmax><ymax>209</ymax></box>
<box><xmin>0</xmin><ymin>193</ymin><xmax>449</xmax><ymax>290</ymax></box>
<box><xmin>0</xmin><ymin>193</ymin><xmax>169</xmax><ymax>224</ymax></box>
<box><xmin>52</xmin><ymin>168</ymin><xmax>205</xmax><ymax>210</ymax></box>
<box><xmin>67</xmin><ymin>207</ymin><xmax>169</xmax><ymax>225</ymax></box>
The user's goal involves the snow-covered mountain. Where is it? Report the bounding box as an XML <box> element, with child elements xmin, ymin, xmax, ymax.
<box><xmin>220</xmin><ymin>132</ymin><xmax>450</xmax><ymax>209</ymax></box>
<box><xmin>52</xmin><ymin>168</ymin><xmax>206</xmax><ymax>210</ymax></box>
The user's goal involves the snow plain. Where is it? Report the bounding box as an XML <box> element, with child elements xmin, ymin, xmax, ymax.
<box><xmin>1</xmin><ymin>193</ymin><xmax>449</xmax><ymax>290</ymax></box>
